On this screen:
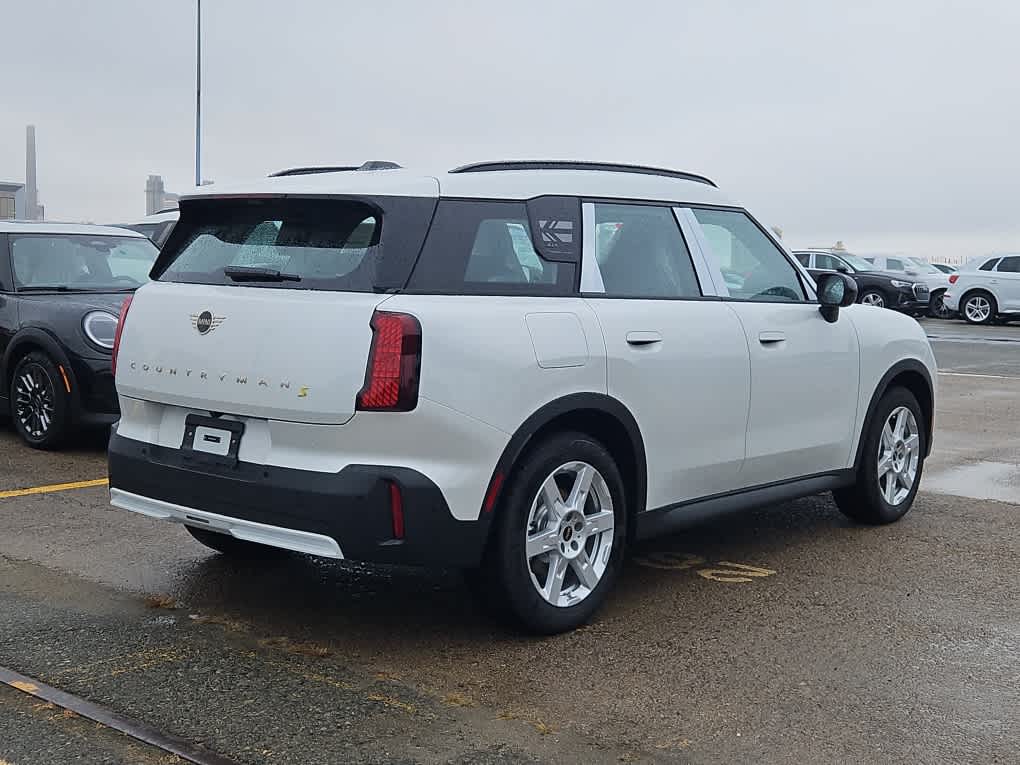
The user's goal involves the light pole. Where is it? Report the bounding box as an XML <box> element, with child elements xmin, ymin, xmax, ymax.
<box><xmin>195</xmin><ymin>0</ymin><xmax>202</xmax><ymax>187</ymax></box>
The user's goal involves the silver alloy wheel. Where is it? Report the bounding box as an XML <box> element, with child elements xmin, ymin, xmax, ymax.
<box><xmin>877</xmin><ymin>406</ymin><xmax>920</xmax><ymax>506</ymax></box>
<box><xmin>525</xmin><ymin>461</ymin><xmax>615</xmax><ymax>608</ymax></box>
<box><xmin>14</xmin><ymin>363</ymin><xmax>55</xmax><ymax>439</ymax></box>
<box><xmin>964</xmin><ymin>295</ymin><xmax>991</xmax><ymax>323</ymax></box>
<box><xmin>862</xmin><ymin>292</ymin><xmax>886</xmax><ymax>307</ymax></box>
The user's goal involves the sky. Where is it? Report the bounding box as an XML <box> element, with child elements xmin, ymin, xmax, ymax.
<box><xmin>3</xmin><ymin>0</ymin><xmax>1019</xmax><ymax>262</ymax></box>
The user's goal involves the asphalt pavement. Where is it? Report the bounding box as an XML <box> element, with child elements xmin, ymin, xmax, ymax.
<box><xmin>0</xmin><ymin>318</ymin><xmax>1018</xmax><ymax>764</ymax></box>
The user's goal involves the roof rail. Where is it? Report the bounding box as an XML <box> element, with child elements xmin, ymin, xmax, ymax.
<box><xmin>448</xmin><ymin>160</ymin><xmax>717</xmax><ymax>187</ymax></box>
<box><xmin>269</xmin><ymin>166</ymin><xmax>360</xmax><ymax>177</ymax></box>
<box><xmin>269</xmin><ymin>161</ymin><xmax>403</xmax><ymax>178</ymax></box>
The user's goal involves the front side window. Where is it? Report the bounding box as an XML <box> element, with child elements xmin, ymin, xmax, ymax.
<box><xmin>794</xmin><ymin>252</ymin><xmax>811</xmax><ymax>267</ymax></box>
<box><xmin>691</xmin><ymin>209</ymin><xmax>805</xmax><ymax>302</ymax></box>
<box><xmin>996</xmin><ymin>256</ymin><xmax>1020</xmax><ymax>273</ymax></box>
<box><xmin>407</xmin><ymin>200</ymin><xmax>569</xmax><ymax>293</ymax></box>
<box><xmin>11</xmin><ymin>234</ymin><xmax>159</xmax><ymax>290</ymax></box>
<box><xmin>885</xmin><ymin>258</ymin><xmax>904</xmax><ymax>271</ymax></box>
<box><xmin>590</xmin><ymin>204</ymin><xmax>701</xmax><ymax>298</ymax></box>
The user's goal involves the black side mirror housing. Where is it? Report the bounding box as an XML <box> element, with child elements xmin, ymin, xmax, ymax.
<box><xmin>816</xmin><ymin>272</ymin><xmax>858</xmax><ymax>323</ymax></box>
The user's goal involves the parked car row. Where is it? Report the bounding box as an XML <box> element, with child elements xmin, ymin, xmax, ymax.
<box><xmin>793</xmin><ymin>249</ymin><xmax>934</xmax><ymax>316</ymax></box>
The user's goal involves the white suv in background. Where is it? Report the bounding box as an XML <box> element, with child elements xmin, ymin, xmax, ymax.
<box><xmin>942</xmin><ymin>254</ymin><xmax>1020</xmax><ymax>324</ymax></box>
<box><xmin>107</xmin><ymin>161</ymin><xmax>936</xmax><ymax>633</ymax></box>
<box><xmin>862</xmin><ymin>254</ymin><xmax>954</xmax><ymax>317</ymax></box>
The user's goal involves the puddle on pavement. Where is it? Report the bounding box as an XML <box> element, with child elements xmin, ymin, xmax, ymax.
<box><xmin>924</xmin><ymin>461</ymin><xmax>1020</xmax><ymax>504</ymax></box>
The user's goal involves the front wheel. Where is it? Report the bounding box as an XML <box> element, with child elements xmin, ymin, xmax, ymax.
<box><xmin>834</xmin><ymin>387</ymin><xmax>926</xmax><ymax>525</ymax></box>
<box><xmin>962</xmin><ymin>292</ymin><xmax>996</xmax><ymax>325</ymax></box>
<box><xmin>478</xmin><ymin>432</ymin><xmax>627</xmax><ymax>634</ymax></box>
<box><xmin>859</xmin><ymin>289</ymin><xmax>887</xmax><ymax>308</ymax></box>
<box><xmin>10</xmin><ymin>351</ymin><xmax>71</xmax><ymax>449</ymax></box>
<box><xmin>928</xmin><ymin>291</ymin><xmax>954</xmax><ymax>319</ymax></box>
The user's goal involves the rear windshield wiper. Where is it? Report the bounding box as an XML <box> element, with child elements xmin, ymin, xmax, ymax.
<box><xmin>223</xmin><ymin>266</ymin><xmax>301</xmax><ymax>283</ymax></box>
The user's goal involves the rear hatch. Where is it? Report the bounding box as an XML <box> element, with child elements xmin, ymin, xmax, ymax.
<box><xmin>115</xmin><ymin>193</ymin><xmax>436</xmax><ymax>424</ymax></box>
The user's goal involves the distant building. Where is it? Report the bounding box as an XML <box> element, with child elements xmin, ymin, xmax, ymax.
<box><xmin>144</xmin><ymin>174</ymin><xmax>180</xmax><ymax>215</ymax></box>
<box><xmin>24</xmin><ymin>125</ymin><xmax>44</xmax><ymax>220</ymax></box>
<box><xmin>0</xmin><ymin>181</ymin><xmax>25</xmax><ymax>220</ymax></box>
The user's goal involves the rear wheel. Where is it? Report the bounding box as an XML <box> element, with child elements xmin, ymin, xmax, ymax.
<box><xmin>834</xmin><ymin>387</ymin><xmax>926</xmax><ymax>525</ymax></box>
<box><xmin>962</xmin><ymin>291</ymin><xmax>996</xmax><ymax>325</ymax></box>
<box><xmin>477</xmin><ymin>432</ymin><xmax>627</xmax><ymax>634</ymax></box>
<box><xmin>10</xmin><ymin>351</ymin><xmax>71</xmax><ymax>449</ymax></box>
<box><xmin>185</xmin><ymin>526</ymin><xmax>290</xmax><ymax>559</ymax></box>
<box><xmin>859</xmin><ymin>289</ymin><xmax>887</xmax><ymax>308</ymax></box>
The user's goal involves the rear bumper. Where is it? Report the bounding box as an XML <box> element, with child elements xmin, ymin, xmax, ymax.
<box><xmin>108</xmin><ymin>431</ymin><xmax>492</xmax><ymax>567</ymax></box>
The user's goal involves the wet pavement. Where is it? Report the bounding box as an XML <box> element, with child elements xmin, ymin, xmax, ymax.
<box><xmin>1</xmin><ymin>319</ymin><xmax>1018</xmax><ymax>764</ymax></box>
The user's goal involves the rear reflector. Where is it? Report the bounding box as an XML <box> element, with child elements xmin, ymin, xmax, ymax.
<box><xmin>482</xmin><ymin>471</ymin><xmax>505</xmax><ymax>513</ymax></box>
<box><xmin>389</xmin><ymin>481</ymin><xmax>405</xmax><ymax>539</ymax></box>
<box><xmin>111</xmin><ymin>296</ymin><xmax>133</xmax><ymax>377</ymax></box>
<box><xmin>948</xmin><ymin>274</ymin><xmax>959</xmax><ymax>284</ymax></box>
<box><xmin>357</xmin><ymin>311</ymin><xmax>421</xmax><ymax>411</ymax></box>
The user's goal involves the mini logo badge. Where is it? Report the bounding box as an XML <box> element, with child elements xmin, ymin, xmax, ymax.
<box><xmin>191</xmin><ymin>311</ymin><xmax>225</xmax><ymax>335</ymax></box>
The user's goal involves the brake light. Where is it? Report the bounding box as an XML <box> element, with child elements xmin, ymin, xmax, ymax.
<box><xmin>111</xmin><ymin>296</ymin><xmax>132</xmax><ymax>377</ymax></box>
<box><xmin>948</xmin><ymin>274</ymin><xmax>959</xmax><ymax>284</ymax></box>
<box><xmin>356</xmin><ymin>311</ymin><xmax>421</xmax><ymax>411</ymax></box>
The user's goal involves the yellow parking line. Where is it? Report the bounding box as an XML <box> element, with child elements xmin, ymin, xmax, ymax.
<box><xmin>0</xmin><ymin>478</ymin><xmax>108</xmax><ymax>500</ymax></box>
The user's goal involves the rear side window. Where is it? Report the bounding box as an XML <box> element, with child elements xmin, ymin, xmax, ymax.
<box><xmin>155</xmin><ymin>196</ymin><xmax>436</xmax><ymax>291</ymax></box>
<box><xmin>794</xmin><ymin>253</ymin><xmax>811</xmax><ymax>267</ymax></box>
<box><xmin>996</xmin><ymin>256</ymin><xmax>1020</xmax><ymax>273</ymax></box>
<box><xmin>980</xmin><ymin>258</ymin><xmax>1000</xmax><ymax>271</ymax></box>
<box><xmin>591</xmin><ymin>204</ymin><xmax>701</xmax><ymax>298</ymax></box>
<box><xmin>886</xmin><ymin>258</ymin><xmax>904</xmax><ymax>271</ymax></box>
<box><xmin>407</xmin><ymin>200</ymin><xmax>574</xmax><ymax>294</ymax></box>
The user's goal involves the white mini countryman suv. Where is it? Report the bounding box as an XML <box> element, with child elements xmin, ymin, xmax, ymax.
<box><xmin>109</xmin><ymin>161</ymin><xmax>936</xmax><ymax>633</ymax></box>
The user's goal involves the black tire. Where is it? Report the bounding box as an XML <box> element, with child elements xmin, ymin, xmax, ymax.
<box><xmin>928</xmin><ymin>290</ymin><xmax>954</xmax><ymax>319</ymax></box>
<box><xmin>185</xmin><ymin>526</ymin><xmax>291</xmax><ymax>559</ymax></box>
<box><xmin>961</xmin><ymin>291</ymin><xmax>996</xmax><ymax>325</ymax></box>
<box><xmin>9</xmin><ymin>351</ymin><xmax>71</xmax><ymax>449</ymax></box>
<box><xmin>834</xmin><ymin>387</ymin><xmax>926</xmax><ymax>525</ymax></box>
<box><xmin>859</xmin><ymin>289</ymin><xmax>888</xmax><ymax>309</ymax></box>
<box><xmin>477</xmin><ymin>431</ymin><xmax>628</xmax><ymax>634</ymax></box>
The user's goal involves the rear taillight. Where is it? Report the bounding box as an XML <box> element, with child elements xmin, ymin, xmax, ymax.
<box><xmin>356</xmin><ymin>311</ymin><xmax>421</xmax><ymax>412</ymax></box>
<box><xmin>111</xmin><ymin>296</ymin><xmax>133</xmax><ymax>377</ymax></box>
<box><xmin>948</xmin><ymin>274</ymin><xmax>959</xmax><ymax>284</ymax></box>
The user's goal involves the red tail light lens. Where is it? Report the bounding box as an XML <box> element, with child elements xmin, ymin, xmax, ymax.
<box><xmin>111</xmin><ymin>296</ymin><xmax>133</xmax><ymax>377</ymax></box>
<box><xmin>948</xmin><ymin>274</ymin><xmax>959</xmax><ymax>284</ymax></box>
<box><xmin>356</xmin><ymin>311</ymin><xmax>421</xmax><ymax>411</ymax></box>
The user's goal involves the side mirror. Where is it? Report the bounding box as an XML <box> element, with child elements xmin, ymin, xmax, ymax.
<box><xmin>835</xmin><ymin>264</ymin><xmax>849</xmax><ymax>273</ymax></box>
<box><xmin>816</xmin><ymin>272</ymin><xmax>858</xmax><ymax>323</ymax></box>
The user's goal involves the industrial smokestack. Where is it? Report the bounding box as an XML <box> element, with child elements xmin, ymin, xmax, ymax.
<box><xmin>25</xmin><ymin>125</ymin><xmax>43</xmax><ymax>220</ymax></box>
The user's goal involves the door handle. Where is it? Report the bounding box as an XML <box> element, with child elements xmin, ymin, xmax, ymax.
<box><xmin>626</xmin><ymin>331</ymin><xmax>662</xmax><ymax>346</ymax></box>
<box><xmin>758</xmin><ymin>331</ymin><xmax>786</xmax><ymax>345</ymax></box>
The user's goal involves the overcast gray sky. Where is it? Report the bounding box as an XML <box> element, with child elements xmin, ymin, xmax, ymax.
<box><xmin>4</xmin><ymin>0</ymin><xmax>1018</xmax><ymax>260</ymax></box>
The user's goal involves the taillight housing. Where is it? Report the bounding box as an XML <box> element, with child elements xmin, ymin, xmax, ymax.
<box><xmin>356</xmin><ymin>311</ymin><xmax>422</xmax><ymax>412</ymax></box>
<box><xmin>111</xmin><ymin>296</ymin><xmax>133</xmax><ymax>377</ymax></box>
<box><xmin>948</xmin><ymin>274</ymin><xmax>959</xmax><ymax>284</ymax></box>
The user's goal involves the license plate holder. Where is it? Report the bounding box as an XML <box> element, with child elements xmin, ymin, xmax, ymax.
<box><xmin>182</xmin><ymin>415</ymin><xmax>245</xmax><ymax>467</ymax></box>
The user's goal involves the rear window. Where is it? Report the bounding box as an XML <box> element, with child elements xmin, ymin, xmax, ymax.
<box><xmin>155</xmin><ymin>197</ymin><xmax>436</xmax><ymax>291</ymax></box>
<box><xmin>406</xmin><ymin>200</ymin><xmax>575</xmax><ymax>294</ymax></box>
